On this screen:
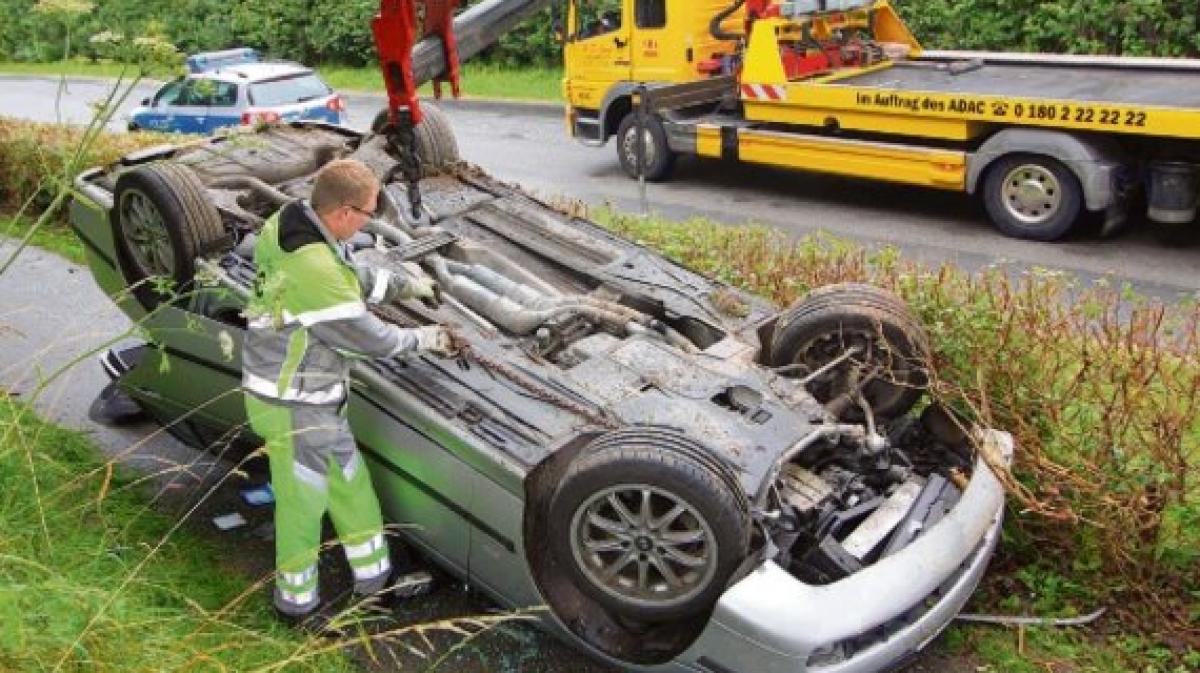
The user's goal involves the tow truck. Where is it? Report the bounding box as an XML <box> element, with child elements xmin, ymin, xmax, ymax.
<box><xmin>563</xmin><ymin>0</ymin><xmax>1200</xmax><ymax>241</ymax></box>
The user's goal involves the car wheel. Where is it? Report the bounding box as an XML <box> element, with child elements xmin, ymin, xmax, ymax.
<box><xmin>127</xmin><ymin>121</ymin><xmax>140</xmax><ymax>132</ymax></box>
<box><xmin>548</xmin><ymin>429</ymin><xmax>749</xmax><ymax>622</ymax></box>
<box><xmin>111</xmin><ymin>162</ymin><xmax>225</xmax><ymax>306</ymax></box>
<box><xmin>371</xmin><ymin>103</ymin><xmax>460</xmax><ymax>175</ymax></box>
<box><xmin>982</xmin><ymin>154</ymin><xmax>1083</xmax><ymax>241</ymax></box>
<box><xmin>616</xmin><ymin>112</ymin><xmax>675</xmax><ymax>181</ymax></box>
<box><xmin>769</xmin><ymin>283</ymin><xmax>931</xmax><ymax>421</ymax></box>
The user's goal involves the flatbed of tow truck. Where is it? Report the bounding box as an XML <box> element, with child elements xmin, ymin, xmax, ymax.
<box><xmin>750</xmin><ymin>57</ymin><xmax>1200</xmax><ymax>142</ymax></box>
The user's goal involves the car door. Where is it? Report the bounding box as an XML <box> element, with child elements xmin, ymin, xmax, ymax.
<box><xmin>565</xmin><ymin>0</ymin><xmax>633</xmax><ymax>111</ymax></box>
<box><xmin>203</xmin><ymin>81</ymin><xmax>242</xmax><ymax>133</ymax></box>
<box><xmin>164</xmin><ymin>77</ymin><xmax>212</xmax><ymax>134</ymax></box>
<box><xmin>117</xmin><ymin>306</ymin><xmax>248</xmax><ymax>459</ymax></box>
<box><xmin>138</xmin><ymin>78</ymin><xmax>186</xmax><ymax>131</ymax></box>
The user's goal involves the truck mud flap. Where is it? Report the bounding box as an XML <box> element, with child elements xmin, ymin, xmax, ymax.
<box><xmin>721</xmin><ymin>126</ymin><xmax>739</xmax><ymax>162</ymax></box>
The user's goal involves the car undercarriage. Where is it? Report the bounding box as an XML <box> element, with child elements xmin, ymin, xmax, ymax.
<box><xmin>72</xmin><ymin>117</ymin><xmax>1009</xmax><ymax>672</ymax></box>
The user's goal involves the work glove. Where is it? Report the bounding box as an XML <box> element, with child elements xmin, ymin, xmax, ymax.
<box><xmin>415</xmin><ymin>325</ymin><xmax>468</xmax><ymax>358</ymax></box>
<box><xmin>398</xmin><ymin>275</ymin><xmax>437</xmax><ymax>301</ymax></box>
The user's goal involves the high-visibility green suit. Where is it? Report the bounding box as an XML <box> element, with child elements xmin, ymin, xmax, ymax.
<box><xmin>242</xmin><ymin>200</ymin><xmax>429</xmax><ymax>615</ymax></box>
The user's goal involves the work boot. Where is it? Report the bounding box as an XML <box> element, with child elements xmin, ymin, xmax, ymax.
<box><xmin>274</xmin><ymin>602</ymin><xmax>349</xmax><ymax>639</ymax></box>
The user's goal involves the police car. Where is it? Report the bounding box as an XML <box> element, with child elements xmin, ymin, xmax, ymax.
<box><xmin>127</xmin><ymin>48</ymin><xmax>346</xmax><ymax>134</ymax></box>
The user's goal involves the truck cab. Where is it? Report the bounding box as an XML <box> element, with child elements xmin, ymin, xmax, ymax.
<box><xmin>564</xmin><ymin>0</ymin><xmax>739</xmax><ymax>145</ymax></box>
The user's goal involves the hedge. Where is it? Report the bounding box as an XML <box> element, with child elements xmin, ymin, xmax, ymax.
<box><xmin>2</xmin><ymin>1</ymin><xmax>1197</xmax><ymax>68</ymax></box>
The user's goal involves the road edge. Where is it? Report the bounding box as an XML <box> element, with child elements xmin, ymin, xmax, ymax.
<box><xmin>0</xmin><ymin>72</ymin><xmax>564</xmax><ymax>118</ymax></box>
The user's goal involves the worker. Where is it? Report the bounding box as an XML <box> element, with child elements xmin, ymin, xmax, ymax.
<box><xmin>242</xmin><ymin>158</ymin><xmax>461</xmax><ymax>629</ymax></box>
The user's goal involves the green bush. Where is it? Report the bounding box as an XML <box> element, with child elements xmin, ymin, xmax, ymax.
<box><xmin>0</xmin><ymin>118</ymin><xmax>178</xmax><ymax>211</ymax></box>
<box><xmin>898</xmin><ymin>0</ymin><xmax>1200</xmax><ymax>56</ymax></box>
<box><xmin>3</xmin><ymin>0</ymin><xmax>1196</xmax><ymax>68</ymax></box>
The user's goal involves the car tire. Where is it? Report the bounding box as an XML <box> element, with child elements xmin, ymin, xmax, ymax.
<box><xmin>548</xmin><ymin>429</ymin><xmax>749</xmax><ymax>622</ymax></box>
<box><xmin>616</xmin><ymin>112</ymin><xmax>675</xmax><ymax>181</ymax></box>
<box><xmin>371</xmin><ymin>103</ymin><xmax>460</xmax><ymax>176</ymax></box>
<box><xmin>768</xmin><ymin>283</ymin><xmax>930</xmax><ymax>421</ymax></box>
<box><xmin>982</xmin><ymin>153</ymin><xmax>1083</xmax><ymax>241</ymax></box>
<box><xmin>111</xmin><ymin>162</ymin><xmax>225</xmax><ymax>306</ymax></box>
<box><xmin>127</xmin><ymin>121</ymin><xmax>140</xmax><ymax>132</ymax></box>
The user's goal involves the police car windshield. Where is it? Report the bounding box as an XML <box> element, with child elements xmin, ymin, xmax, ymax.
<box><xmin>248</xmin><ymin>73</ymin><xmax>330</xmax><ymax>106</ymax></box>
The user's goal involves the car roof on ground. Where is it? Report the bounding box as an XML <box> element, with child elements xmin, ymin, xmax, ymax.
<box><xmin>197</xmin><ymin>62</ymin><xmax>313</xmax><ymax>83</ymax></box>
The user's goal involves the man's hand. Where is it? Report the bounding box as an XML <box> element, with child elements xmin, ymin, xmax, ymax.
<box><xmin>415</xmin><ymin>325</ymin><xmax>468</xmax><ymax>358</ymax></box>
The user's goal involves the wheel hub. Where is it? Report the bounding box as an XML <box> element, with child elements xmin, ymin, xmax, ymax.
<box><xmin>622</xmin><ymin>126</ymin><xmax>657</xmax><ymax>170</ymax></box>
<box><xmin>1002</xmin><ymin>164</ymin><xmax>1062</xmax><ymax>225</ymax></box>
<box><xmin>570</xmin><ymin>485</ymin><xmax>717</xmax><ymax>609</ymax></box>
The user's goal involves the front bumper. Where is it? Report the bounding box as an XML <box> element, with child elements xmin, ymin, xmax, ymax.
<box><xmin>670</xmin><ymin>431</ymin><xmax>1013</xmax><ymax>673</ymax></box>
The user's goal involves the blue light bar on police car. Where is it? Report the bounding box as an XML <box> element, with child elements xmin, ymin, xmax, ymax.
<box><xmin>186</xmin><ymin>48</ymin><xmax>260</xmax><ymax>74</ymax></box>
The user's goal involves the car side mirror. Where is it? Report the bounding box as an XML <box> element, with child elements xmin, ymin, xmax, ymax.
<box><xmin>141</xmin><ymin>97</ymin><xmax>151</xmax><ymax>106</ymax></box>
<box><xmin>553</xmin><ymin>20</ymin><xmax>565</xmax><ymax>45</ymax></box>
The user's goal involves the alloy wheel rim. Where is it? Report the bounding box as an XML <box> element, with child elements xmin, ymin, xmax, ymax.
<box><xmin>120</xmin><ymin>189</ymin><xmax>175</xmax><ymax>277</ymax></box>
<box><xmin>570</xmin><ymin>484</ymin><xmax>717</xmax><ymax>609</ymax></box>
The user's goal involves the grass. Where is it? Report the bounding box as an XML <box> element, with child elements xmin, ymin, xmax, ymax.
<box><xmin>0</xmin><ymin>394</ymin><xmax>358</xmax><ymax>672</ymax></box>
<box><xmin>0</xmin><ymin>59</ymin><xmax>565</xmax><ymax>103</ymax></box>
<box><xmin>2</xmin><ymin>212</ymin><xmax>85</xmax><ymax>263</ymax></box>
<box><xmin>320</xmin><ymin>62</ymin><xmax>563</xmax><ymax>103</ymax></box>
<box><xmin>0</xmin><ymin>59</ymin><xmax>140</xmax><ymax>80</ymax></box>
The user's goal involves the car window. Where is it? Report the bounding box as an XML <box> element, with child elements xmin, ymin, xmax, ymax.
<box><xmin>178</xmin><ymin>79</ymin><xmax>214</xmax><ymax>107</ymax></box>
<box><xmin>153</xmin><ymin>78</ymin><xmax>186</xmax><ymax>107</ymax></box>
<box><xmin>248</xmin><ymin>73</ymin><xmax>331</xmax><ymax>107</ymax></box>
<box><xmin>210</xmin><ymin>81</ymin><xmax>239</xmax><ymax>107</ymax></box>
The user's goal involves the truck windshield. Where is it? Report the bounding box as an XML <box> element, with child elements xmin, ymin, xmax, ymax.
<box><xmin>248</xmin><ymin>73</ymin><xmax>330</xmax><ymax>106</ymax></box>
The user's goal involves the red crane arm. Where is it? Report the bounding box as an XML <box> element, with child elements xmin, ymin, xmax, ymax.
<box><xmin>372</xmin><ymin>0</ymin><xmax>462</xmax><ymax>126</ymax></box>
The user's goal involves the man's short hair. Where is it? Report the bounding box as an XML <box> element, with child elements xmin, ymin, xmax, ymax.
<box><xmin>310</xmin><ymin>159</ymin><xmax>379</xmax><ymax>214</ymax></box>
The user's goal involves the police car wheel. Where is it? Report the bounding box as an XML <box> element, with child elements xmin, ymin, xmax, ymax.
<box><xmin>112</xmin><ymin>162</ymin><xmax>225</xmax><ymax>307</ymax></box>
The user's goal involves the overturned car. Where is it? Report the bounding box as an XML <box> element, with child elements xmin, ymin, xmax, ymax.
<box><xmin>71</xmin><ymin>112</ymin><xmax>1010</xmax><ymax>673</ymax></box>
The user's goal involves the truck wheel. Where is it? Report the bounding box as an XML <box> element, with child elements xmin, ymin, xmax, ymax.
<box><xmin>371</xmin><ymin>103</ymin><xmax>460</xmax><ymax>175</ymax></box>
<box><xmin>548</xmin><ymin>430</ymin><xmax>749</xmax><ymax>622</ymax></box>
<box><xmin>769</xmin><ymin>283</ymin><xmax>930</xmax><ymax>421</ymax></box>
<box><xmin>112</xmin><ymin>162</ymin><xmax>225</xmax><ymax>306</ymax></box>
<box><xmin>617</xmin><ymin>112</ymin><xmax>675</xmax><ymax>181</ymax></box>
<box><xmin>983</xmin><ymin>154</ymin><xmax>1082</xmax><ymax>241</ymax></box>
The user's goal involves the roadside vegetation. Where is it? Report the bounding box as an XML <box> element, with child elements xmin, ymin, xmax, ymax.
<box><xmin>0</xmin><ymin>395</ymin><xmax>361</xmax><ymax>672</ymax></box>
<box><xmin>2</xmin><ymin>0</ymin><xmax>1198</xmax><ymax>70</ymax></box>
<box><xmin>0</xmin><ymin>59</ymin><xmax>565</xmax><ymax>102</ymax></box>
<box><xmin>3</xmin><ymin>0</ymin><xmax>1198</xmax><ymax>109</ymax></box>
<box><xmin>3</xmin><ymin>113</ymin><xmax>1196</xmax><ymax>669</ymax></box>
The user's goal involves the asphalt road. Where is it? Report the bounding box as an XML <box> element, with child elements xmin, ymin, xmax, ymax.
<box><xmin>2</xmin><ymin>73</ymin><xmax>1199</xmax><ymax>301</ymax></box>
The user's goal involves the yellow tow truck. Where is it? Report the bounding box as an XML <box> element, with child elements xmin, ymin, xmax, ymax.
<box><xmin>563</xmin><ymin>0</ymin><xmax>1200</xmax><ymax>240</ymax></box>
